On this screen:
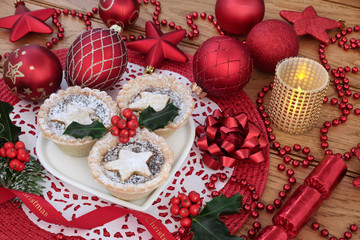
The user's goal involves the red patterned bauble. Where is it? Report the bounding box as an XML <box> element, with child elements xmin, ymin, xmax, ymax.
<box><xmin>193</xmin><ymin>36</ymin><xmax>253</xmax><ymax>97</ymax></box>
<box><xmin>215</xmin><ymin>0</ymin><xmax>265</xmax><ymax>35</ymax></box>
<box><xmin>98</xmin><ymin>0</ymin><xmax>140</xmax><ymax>29</ymax></box>
<box><xmin>65</xmin><ymin>28</ymin><xmax>128</xmax><ymax>90</ymax></box>
<box><xmin>3</xmin><ymin>44</ymin><xmax>62</xmax><ymax>101</ymax></box>
<box><xmin>246</xmin><ymin>19</ymin><xmax>299</xmax><ymax>72</ymax></box>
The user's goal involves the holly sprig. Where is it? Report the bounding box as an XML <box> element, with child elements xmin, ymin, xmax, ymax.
<box><xmin>191</xmin><ymin>193</ymin><xmax>244</xmax><ymax>240</ymax></box>
<box><xmin>0</xmin><ymin>101</ymin><xmax>45</xmax><ymax>196</ymax></box>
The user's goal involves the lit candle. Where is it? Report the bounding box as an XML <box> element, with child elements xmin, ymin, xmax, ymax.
<box><xmin>269</xmin><ymin>57</ymin><xmax>329</xmax><ymax>134</ymax></box>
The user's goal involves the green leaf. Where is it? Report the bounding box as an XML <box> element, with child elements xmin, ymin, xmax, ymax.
<box><xmin>0</xmin><ymin>101</ymin><xmax>21</xmax><ymax>146</ymax></box>
<box><xmin>191</xmin><ymin>193</ymin><xmax>244</xmax><ymax>240</ymax></box>
<box><xmin>63</xmin><ymin>120</ymin><xmax>108</xmax><ymax>139</ymax></box>
<box><xmin>139</xmin><ymin>103</ymin><xmax>179</xmax><ymax>131</ymax></box>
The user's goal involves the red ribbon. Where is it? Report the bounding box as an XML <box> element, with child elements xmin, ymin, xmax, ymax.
<box><xmin>0</xmin><ymin>188</ymin><xmax>175</xmax><ymax>240</ymax></box>
<box><xmin>196</xmin><ymin>108</ymin><xmax>267</xmax><ymax>170</ymax></box>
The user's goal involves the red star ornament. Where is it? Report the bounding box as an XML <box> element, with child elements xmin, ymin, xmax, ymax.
<box><xmin>127</xmin><ymin>21</ymin><xmax>188</xmax><ymax>73</ymax></box>
<box><xmin>0</xmin><ymin>1</ymin><xmax>55</xmax><ymax>42</ymax></box>
<box><xmin>280</xmin><ymin>6</ymin><xmax>343</xmax><ymax>44</ymax></box>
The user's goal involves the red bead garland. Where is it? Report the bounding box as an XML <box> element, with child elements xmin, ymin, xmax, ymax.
<box><xmin>311</xmin><ymin>222</ymin><xmax>358</xmax><ymax>239</ymax></box>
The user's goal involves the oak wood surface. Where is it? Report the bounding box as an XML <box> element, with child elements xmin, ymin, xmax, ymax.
<box><xmin>0</xmin><ymin>0</ymin><xmax>359</xmax><ymax>239</ymax></box>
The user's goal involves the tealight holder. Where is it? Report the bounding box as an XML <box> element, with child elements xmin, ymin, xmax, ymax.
<box><xmin>268</xmin><ymin>57</ymin><xmax>329</xmax><ymax>134</ymax></box>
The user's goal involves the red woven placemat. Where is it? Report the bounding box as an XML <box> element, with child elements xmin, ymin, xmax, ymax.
<box><xmin>0</xmin><ymin>47</ymin><xmax>269</xmax><ymax>239</ymax></box>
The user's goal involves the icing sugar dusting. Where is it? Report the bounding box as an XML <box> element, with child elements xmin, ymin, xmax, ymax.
<box><xmin>102</xmin><ymin>140</ymin><xmax>164</xmax><ymax>185</ymax></box>
<box><xmin>47</xmin><ymin>94</ymin><xmax>110</xmax><ymax>134</ymax></box>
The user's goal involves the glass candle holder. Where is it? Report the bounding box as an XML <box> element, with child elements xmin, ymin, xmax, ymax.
<box><xmin>268</xmin><ymin>57</ymin><xmax>329</xmax><ymax>134</ymax></box>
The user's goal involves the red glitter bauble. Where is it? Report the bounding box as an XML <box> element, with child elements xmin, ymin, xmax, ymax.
<box><xmin>215</xmin><ymin>0</ymin><xmax>265</xmax><ymax>35</ymax></box>
<box><xmin>3</xmin><ymin>44</ymin><xmax>62</xmax><ymax>101</ymax></box>
<box><xmin>65</xmin><ymin>28</ymin><xmax>128</xmax><ymax>90</ymax></box>
<box><xmin>193</xmin><ymin>36</ymin><xmax>253</xmax><ymax>96</ymax></box>
<box><xmin>246</xmin><ymin>19</ymin><xmax>299</xmax><ymax>72</ymax></box>
<box><xmin>98</xmin><ymin>0</ymin><xmax>140</xmax><ymax>29</ymax></box>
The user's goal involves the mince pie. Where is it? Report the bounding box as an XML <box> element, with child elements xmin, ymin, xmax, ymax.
<box><xmin>116</xmin><ymin>74</ymin><xmax>194</xmax><ymax>135</ymax></box>
<box><xmin>37</xmin><ymin>86</ymin><xmax>117</xmax><ymax>156</ymax></box>
<box><xmin>88</xmin><ymin>128</ymin><xmax>173</xmax><ymax>200</ymax></box>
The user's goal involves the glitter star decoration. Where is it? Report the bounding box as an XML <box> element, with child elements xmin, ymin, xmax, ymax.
<box><xmin>280</xmin><ymin>6</ymin><xmax>343</xmax><ymax>44</ymax></box>
<box><xmin>0</xmin><ymin>0</ymin><xmax>55</xmax><ymax>42</ymax></box>
<box><xmin>128</xmin><ymin>92</ymin><xmax>170</xmax><ymax>112</ymax></box>
<box><xmin>49</xmin><ymin>104</ymin><xmax>95</xmax><ymax>127</ymax></box>
<box><xmin>127</xmin><ymin>21</ymin><xmax>188</xmax><ymax>74</ymax></box>
<box><xmin>5</xmin><ymin>61</ymin><xmax>24</xmax><ymax>84</ymax></box>
<box><xmin>103</xmin><ymin>149</ymin><xmax>154</xmax><ymax>182</ymax></box>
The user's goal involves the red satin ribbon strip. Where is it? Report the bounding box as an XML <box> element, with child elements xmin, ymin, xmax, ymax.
<box><xmin>196</xmin><ymin>108</ymin><xmax>267</xmax><ymax>170</ymax></box>
<box><xmin>0</xmin><ymin>188</ymin><xmax>175</xmax><ymax>240</ymax></box>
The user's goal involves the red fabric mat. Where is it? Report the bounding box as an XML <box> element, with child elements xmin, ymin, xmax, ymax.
<box><xmin>0</xmin><ymin>47</ymin><xmax>269</xmax><ymax>239</ymax></box>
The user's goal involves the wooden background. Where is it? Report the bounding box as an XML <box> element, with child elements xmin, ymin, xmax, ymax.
<box><xmin>0</xmin><ymin>0</ymin><xmax>359</xmax><ymax>239</ymax></box>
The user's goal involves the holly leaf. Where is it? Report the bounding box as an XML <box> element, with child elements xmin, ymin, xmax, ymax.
<box><xmin>0</xmin><ymin>101</ymin><xmax>21</xmax><ymax>146</ymax></box>
<box><xmin>63</xmin><ymin>120</ymin><xmax>108</xmax><ymax>139</ymax></box>
<box><xmin>191</xmin><ymin>193</ymin><xmax>244</xmax><ymax>240</ymax></box>
<box><xmin>139</xmin><ymin>103</ymin><xmax>179</xmax><ymax>131</ymax></box>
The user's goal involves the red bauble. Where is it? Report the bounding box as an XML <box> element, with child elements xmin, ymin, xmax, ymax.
<box><xmin>3</xmin><ymin>44</ymin><xmax>62</xmax><ymax>101</ymax></box>
<box><xmin>246</xmin><ymin>19</ymin><xmax>299</xmax><ymax>72</ymax></box>
<box><xmin>98</xmin><ymin>0</ymin><xmax>139</xmax><ymax>29</ymax></box>
<box><xmin>215</xmin><ymin>0</ymin><xmax>265</xmax><ymax>35</ymax></box>
<box><xmin>65</xmin><ymin>28</ymin><xmax>128</xmax><ymax>90</ymax></box>
<box><xmin>193</xmin><ymin>36</ymin><xmax>253</xmax><ymax>97</ymax></box>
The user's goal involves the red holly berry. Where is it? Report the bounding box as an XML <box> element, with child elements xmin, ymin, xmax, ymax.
<box><xmin>110</xmin><ymin>126</ymin><xmax>120</xmax><ymax>136</ymax></box>
<box><xmin>0</xmin><ymin>148</ymin><xmax>5</xmax><ymax>158</ymax></box>
<box><xmin>16</xmin><ymin>148</ymin><xmax>28</xmax><ymax>161</ymax></box>
<box><xmin>14</xmin><ymin>141</ymin><xmax>25</xmax><ymax>149</ymax></box>
<box><xmin>122</xmin><ymin>108</ymin><xmax>133</xmax><ymax>119</ymax></box>
<box><xmin>188</xmin><ymin>191</ymin><xmax>200</xmax><ymax>203</ymax></box>
<box><xmin>170</xmin><ymin>204</ymin><xmax>180</xmax><ymax>215</ymax></box>
<box><xmin>189</xmin><ymin>204</ymin><xmax>201</xmax><ymax>216</ymax></box>
<box><xmin>25</xmin><ymin>153</ymin><xmax>31</xmax><ymax>162</ymax></box>
<box><xmin>127</xmin><ymin>119</ymin><xmax>139</xmax><ymax>130</ymax></box>
<box><xmin>111</xmin><ymin>115</ymin><xmax>121</xmax><ymax>125</ymax></box>
<box><xmin>119</xmin><ymin>136</ymin><xmax>129</xmax><ymax>144</ymax></box>
<box><xmin>4</xmin><ymin>142</ymin><xmax>14</xmax><ymax>150</ymax></box>
<box><xmin>178</xmin><ymin>193</ymin><xmax>188</xmax><ymax>201</ymax></box>
<box><xmin>9</xmin><ymin>159</ymin><xmax>25</xmax><ymax>171</ymax></box>
<box><xmin>117</xmin><ymin>119</ymin><xmax>127</xmax><ymax>129</ymax></box>
<box><xmin>181</xmin><ymin>198</ymin><xmax>191</xmax><ymax>208</ymax></box>
<box><xmin>171</xmin><ymin>197</ymin><xmax>181</xmax><ymax>205</ymax></box>
<box><xmin>178</xmin><ymin>227</ymin><xmax>186</xmax><ymax>235</ymax></box>
<box><xmin>120</xmin><ymin>129</ymin><xmax>129</xmax><ymax>138</ymax></box>
<box><xmin>179</xmin><ymin>208</ymin><xmax>189</xmax><ymax>217</ymax></box>
<box><xmin>129</xmin><ymin>129</ymin><xmax>137</xmax><ymax>137</ymax></box>
<box><xmin>129</xmin><ymin>115</ymin><xmax>137</xmax><ymax>121</ymax></box>
<box><xmin>180</xmin><ymin>217</ymin><xmax>192</xmax><ymax>228</ymax></box>
<box><xmin>6</xmin><ymin>148</ymin><xmax>17</xmax><ymax>159</ymax></box>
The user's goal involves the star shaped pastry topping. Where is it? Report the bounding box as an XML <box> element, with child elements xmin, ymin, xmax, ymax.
<box><xmin>127</xmin><ymin>21</ymin><xmax>188</xmax><ymax>73</ymax></box>
<box><xmin>128</xmin><ymin>92</ymin><xmax>170</xmax><ymax>112</ymax></box>
<box><xmin>280</xmin><ymin>6</ymin><xmax>343</xmax><ymax>44</ymax></box>
<box><xmin>5</xmin><ymin>61</ymin><xmax>24</xmax><ymax>84</ymax></box>
<box><xmin>0</xmin><ymin>1</ymin><xmax>55</xmax><ymax>42</ymax></box>
<box><xmin>49</xmin><ymin>104</ymin><xmax>95</xmax><ymax>127</ymax></box>
<box><xmin>103</xmin><ymin>149</ymin><xmax>154</xmax><ymax>182</ymax></box>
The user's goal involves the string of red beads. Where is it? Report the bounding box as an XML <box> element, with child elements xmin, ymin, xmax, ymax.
<box><xmin>317</xmin><ymin>25</ymin><xmax>360</xmax><ymax>161</ymax></box>
<box><xmin>137</xmin><ymin>0</ymin><xmax>223</xmax><ymax>39</ymax></box>
<box><xmin>311</xmin><ymin>222</ymin><xmax>358</xmax><ymax>240</ymax></box>
<box><xmin>45</xmin><ymin>7</ymin><xmax>99</xmax><ymax>49</ymax></box>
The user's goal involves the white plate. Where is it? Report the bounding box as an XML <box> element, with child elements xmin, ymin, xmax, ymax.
<box><xmin>36</xmin><ymin>118</ymin><xmax>195</xmax><ymax>211</ymax></box>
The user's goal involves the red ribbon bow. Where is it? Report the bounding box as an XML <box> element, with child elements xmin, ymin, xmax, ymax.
<box><xmin>196</xmin><ymin>108</ymin><xmax>267</xmax><ymax>170</ymax></box>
